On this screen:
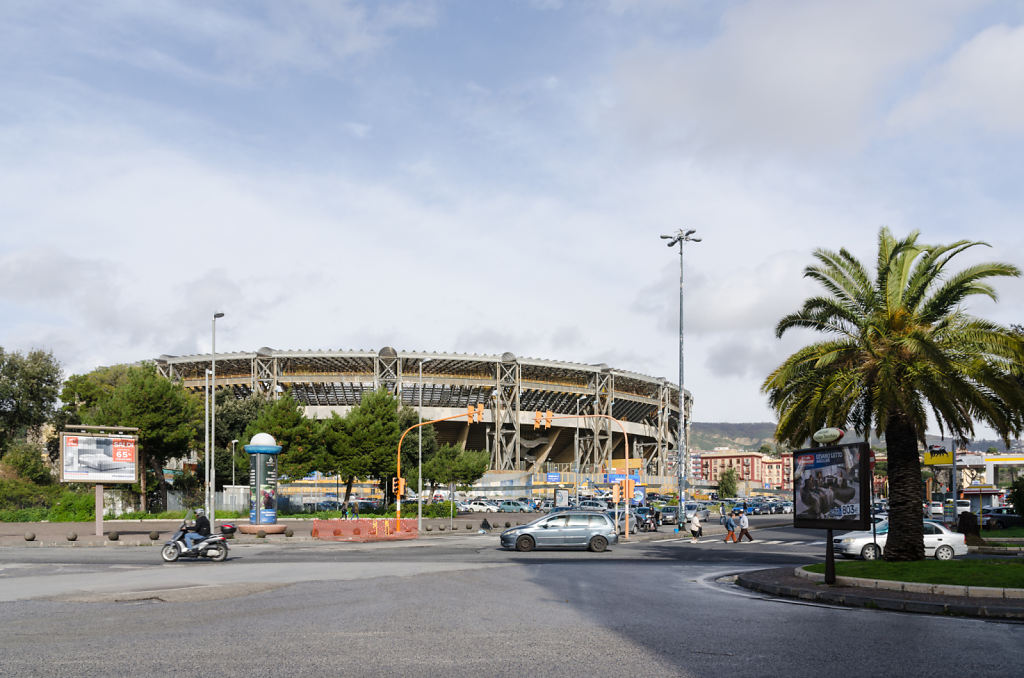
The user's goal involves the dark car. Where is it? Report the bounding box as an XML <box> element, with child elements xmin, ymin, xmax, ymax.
<box><xmin>658</xmin><ymin>505</ymin><xmax>679</xmax><ymax>525</ymax></box>
<box><xmin>982</xmin><ymin>507</ymin><xmax>1024</xmax><ymax>530</ymax></box>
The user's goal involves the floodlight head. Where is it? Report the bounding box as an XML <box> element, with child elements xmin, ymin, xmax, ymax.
<box><xmin>684</xmin><ymin>229</ymin><xmax>696</xmax><ymax>236</ymax></box>
<box><xmin>231</xmin><ymin>439</ymin><xmax>239</xmax><ymax>444</ymax></box>
<box><xmin>660</xmin><ymin>234</ymin><xmax>673</xmax><ymax>239</ymax></box>
<box><xmin>666</xmin><ymin>238</ymin><xmax>680</xmax><ymax>247</ymax></box>
<box><xmin>691</xmin><ymin>237</ymin><xmax>702</xmax><ymax>242</ymax></box>
<box><xmin>214</xmin><ymin>312</ymin><xmax>225</xmax><ymax>319</ymax></box>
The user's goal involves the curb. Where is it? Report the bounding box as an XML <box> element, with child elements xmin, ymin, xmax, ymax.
<box><xmin>792</xmin><ymin>566</ymin><xmax>1024</xmax><ymax>600</ymax></box>
<box><xmin>735</xmin><ymin>570</ymin><xmax>1024</xmax><ymax>620</ymax></box>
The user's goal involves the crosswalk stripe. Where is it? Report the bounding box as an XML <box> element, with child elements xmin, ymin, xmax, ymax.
<box><xmin>762</xmin><ymin>540</ymin><xmax>783</xmax><ymax>544</ymax></box>
<box><xmin>808</xmin><ymin>540</ymin><xmax>826</xmax><ymax>545</ymax></box>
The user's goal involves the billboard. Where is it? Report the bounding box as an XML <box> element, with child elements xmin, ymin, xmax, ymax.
<box><xmin>793</xmin><ymin>442</ymin><xmax>870</xmax><ymax>530</ymax></box>
<box><xmin>61</xmin><ymin>433</ymin><xmax>138</xmax><ymax>484</ymax></box>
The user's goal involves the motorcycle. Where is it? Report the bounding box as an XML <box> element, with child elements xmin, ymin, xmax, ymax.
<box><xmin>640</xmin><ymin>514</ymin><xmax>658</xmax><ymax>532</ymax></box>
<box><xmin>161</xmin><ymin>511</ymin><xmax>234</xmax><ymax>563</ymax></box>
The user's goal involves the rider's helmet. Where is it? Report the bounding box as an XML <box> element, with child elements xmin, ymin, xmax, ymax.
<box><xmin>195</xmin><ymin>508</ymin><xmax>205</xmax><ymax>516</ymax></box>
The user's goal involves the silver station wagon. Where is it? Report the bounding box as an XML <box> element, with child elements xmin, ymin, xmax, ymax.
<box><xmin>500</xmin><ymin>510</ymin><xmax>618</xmax><ymax>552</ymax></box>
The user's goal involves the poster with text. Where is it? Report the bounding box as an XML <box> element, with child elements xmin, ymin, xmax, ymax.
<box><xmin>792</xmin><ymin>442</ymin><xmax>870</xmax><ymax>530</ymax></box>
<box><xmin>61</xmin><ymin>433</ymin><xmax>138</xmax><ymax>484</ymax></box>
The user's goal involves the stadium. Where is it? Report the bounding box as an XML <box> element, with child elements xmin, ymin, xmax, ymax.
<box><xmin>155</xmin><ymin>347</ymin><xmax>691</xmax><ymax>491</ymax></box>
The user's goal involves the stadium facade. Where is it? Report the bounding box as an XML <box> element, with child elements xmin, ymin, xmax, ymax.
<box><xmin>155</xmin><ymin>347</ymin><xmax>692</xmax><ymax>479</ymax></box>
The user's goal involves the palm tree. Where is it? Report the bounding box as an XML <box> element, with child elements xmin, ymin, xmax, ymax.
<box><xmin>763</xmin><ymin>228</ymin><xmax>1024</xmax><ymax>560</ymax></box>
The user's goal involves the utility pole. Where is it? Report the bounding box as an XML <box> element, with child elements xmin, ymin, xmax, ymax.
<box><xmin>660</xmin><ymin>229</ymin><xmax>701</xmax><ymax>504</ymax></box>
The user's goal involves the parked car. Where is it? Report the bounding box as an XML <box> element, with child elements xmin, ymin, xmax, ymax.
<box><xmin>500</xmin><ymin>511</ymin><xmax>618</xmax><ymax>552</ymax></box>
<box><xmin>515</xmin><ymin>497</ymin><xmax>538</xmax><ymax>511</ymax></box>
<box><xmin>681</xmin><ymin>503</ymin><xmax>710</xmax><ymax>522</ymax></box>
<box><xmin>577</xmin><ymin>499</ymin><xmax>608</xmax><ymax>511</ymax></box>
<box><xmin>538</xmin><ymin>499</ymin><xmax>554</xmax><ymax>512</ymax></box>
<box><xmin>779</xmin><ymin>502</ymin><xmax>794</xmax><ymax>514</ymax></box>
<box><xmin>833</xmin><ymin>520</ymin><xmax>967</xmax><ymax>560</ymax></box>
<box><xmin>468</xmin><ymin>500</ymin><xmax>498</xmax><ymax>513</ymax></box>
<box><xmin>982</xmin><ymin>507</ymin><xmax>1024</xmax><ymax>530</ymax></box>
<box><xmin>499</xmin><ymin>500</ymin><xmax>530</xmax><ymax>513</ymax></box>
<box><xmin>604</xmin><ymin>509</ymin><xmax>643</xmax><ymax>534</ymax></box>
<box><xmin>658</xmin><ymin>506</ymin><xmax>679</xmax><ymax>525</ymax></box>
<box><xmin>928</xmin><ymin>501</ymin><xmax>944</xmax><ymax>517</ymax></box>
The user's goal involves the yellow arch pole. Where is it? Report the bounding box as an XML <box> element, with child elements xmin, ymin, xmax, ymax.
<box><xmin>396</xmin><ymin>405</ymin><xmax>483</xmax><ymax>529</ymax></box>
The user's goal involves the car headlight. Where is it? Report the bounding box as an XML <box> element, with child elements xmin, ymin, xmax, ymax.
<box><xmin>839</xmin><ymin>538</ymin><xmax>853</xmax><ymax>544</ymax></box>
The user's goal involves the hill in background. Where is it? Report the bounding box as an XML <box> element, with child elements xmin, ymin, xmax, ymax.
<box><xmin>690</xmin><ymin>422</ymin><xmax>1019</xmax><ymax>454</ymax></box>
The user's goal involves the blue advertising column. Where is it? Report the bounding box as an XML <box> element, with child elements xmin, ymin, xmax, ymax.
<box><xmin>239</xmin><ymin>432</ymin><xmax>288</xmax><ymax>535</ymax></box>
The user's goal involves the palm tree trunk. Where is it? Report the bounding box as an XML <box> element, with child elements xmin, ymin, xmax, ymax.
<box><xmin>883</xmin><ymin>412</ymin><xmax>925</xmax><ymax>561</ymax></box>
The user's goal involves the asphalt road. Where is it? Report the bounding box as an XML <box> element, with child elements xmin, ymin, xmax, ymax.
<box><xmin>1</xmin><ymin>525</ymin><xmax>1020</xmax><ymax>677</ymax></box>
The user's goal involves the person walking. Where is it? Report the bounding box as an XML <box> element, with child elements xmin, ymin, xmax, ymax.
<box><xmin>723</xmin><ymin>511</ymin><xmax>738</xmax><ymax>543</ymax></box>
<box><xmin>352</xmin><ymin>501</ymin><xmax>360</xmax><ymax>520</ymax></box>
<box><xmin>738</xmin><ymin>509</ymin><xmax>754</xmax><ymax>542</ymax></box>
<box><xmin>689</xmin><ymin>511</ymin><xmax>702</xmax><ymax>543</ymax></box>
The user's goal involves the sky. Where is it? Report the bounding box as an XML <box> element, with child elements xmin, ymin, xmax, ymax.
<box><xmin>2</xmin><ymin>1</ymin><xmax>1024</xmax><ymax>437</ymax></box>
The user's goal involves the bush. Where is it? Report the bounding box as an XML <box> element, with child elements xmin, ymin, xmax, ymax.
<box><xmin>2</xmin><ymin>441</ymin><xmax>54</xmax><ymax>485</ymax></box>
<box><xmin>47</xmin><ymin>489</ymin><xmax>96</xmax><ymax>522</ymax></box>
<box><xmin>0</xmin><ymin>507</ymin><xmax>49</xmax><ymax>522</ymax></box>
<box><xmin>0</xmin><ymin>476</ymin><xmax>56</xmax><ymax>511</ymax></box>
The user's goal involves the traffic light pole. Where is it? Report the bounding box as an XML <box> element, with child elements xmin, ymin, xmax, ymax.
<box><xmin>396</xmin><ymin>405</ymin><xmax>485</xmax><ymax>530</ymax></box>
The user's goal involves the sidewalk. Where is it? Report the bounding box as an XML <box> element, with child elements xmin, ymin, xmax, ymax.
<box><xmin>736</xmin><ymin>566</ymin><xmax>1024</xmax><ymax>620</ymax></box>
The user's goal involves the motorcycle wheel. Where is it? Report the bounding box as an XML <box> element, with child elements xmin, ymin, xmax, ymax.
<box><xmin>160</xmin><ymin>544</ymin><xmax>180</xmax><ymax>563</ymax></box>
<box><xmin>208</xmin><ymin>543</ymin><xmax>228</xmax><ymax>562</ymax></box>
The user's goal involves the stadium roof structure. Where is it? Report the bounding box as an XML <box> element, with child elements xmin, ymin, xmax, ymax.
<box><xmin>155</xmin><ymin>347</ymin><xmax>691</xmax><ymax>476</ymax></box>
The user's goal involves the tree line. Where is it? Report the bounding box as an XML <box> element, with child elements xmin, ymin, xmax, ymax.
<box><xmin>1</xmin><ymin>355</ymin><xmax>488</xmax><ymax>513</ymax></box>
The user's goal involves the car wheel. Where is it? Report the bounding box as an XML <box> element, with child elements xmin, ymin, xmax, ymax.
<box><xmin>515</xmin><ymin>535</ymin><xmax>535</xmax><ymax>552</ymax></box>
<box><xmin>861</xmin><ymin>543</ymin><xmax>881</xmax><ymax>560</ymax></box>
<box><xmin>589</xmin><ymin>535</ymin><xmax>608</xmax><ymax>553</ymax></box>
<box><xmin>992</xmin><ymin>520</ymin><xmax>1005</xmax><ymax>530</ymax></box>
<box><xmin>935</xmin><ymin>545</ymin><xmax>955</xmax><ymax>561</ymax></box>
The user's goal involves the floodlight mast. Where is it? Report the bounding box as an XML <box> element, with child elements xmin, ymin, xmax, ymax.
<box><xmin>659</xmin><ymin>229</ymin><xmax>700</xmax><ymax>504</ymax></box>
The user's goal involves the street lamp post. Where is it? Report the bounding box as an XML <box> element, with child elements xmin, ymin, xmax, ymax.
<box><xmin>210</xmin><ymin>311</ymin><xmax>224</xmax><ymax>524</ymax></box>
<box><xmin>204</xmin><ymin>369</ymin><xmax>211</xmax><ymax>517</ymax></box>
<box><xmin>660</xmin><ymin>229</ymin><xmax>701</xmax><ymax>504</ymax></box>
<box><xmin>230</xmin><ymin>439</ymin><xmax>239</xmax><ymax>487</ymax></box>
<box><xmin>418</xmin><ymin>358</ymin><xmax>433</xmax><ymax>533</ymax></box>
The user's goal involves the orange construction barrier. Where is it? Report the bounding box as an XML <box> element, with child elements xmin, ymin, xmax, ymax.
<box><xmin>311</xmin><ymin>518</ymin><xmax>418</xmax><ymax>542</ymax></box>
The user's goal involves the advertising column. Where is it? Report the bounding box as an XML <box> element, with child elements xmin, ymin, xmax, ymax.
<box><xmin>243</xmin><ymin>432</ymin><xmax>283</xmax><ymax>530</ymax></box>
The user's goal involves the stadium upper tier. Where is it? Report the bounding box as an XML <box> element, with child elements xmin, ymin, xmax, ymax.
<box><xmin>154</xmin><ymin>347</ymin><xmax>690</xmax><ymax>474</ymax></box>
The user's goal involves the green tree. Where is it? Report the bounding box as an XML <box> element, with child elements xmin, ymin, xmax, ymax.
<box><xmin>421</xmin><ymin>444</ymin><xmax>488</xmax><ymax>501</ymax></box>
<box><xmin>3</xmin><ymin>439</ymin><xmax>54</xmax><ymax>485</ymax></box>
<box><xmin>243</xmin><ymin>391</ymin><xmax>325</xmax><ymax>480</ymax></box>
<box><xmin>397</xmin><ymin>405</ymin><xmax>438</xmax><ymax>495</ymax></box>
<box><xmin>88</xmin><ymin>364</ymin><xmax>202</xmax><ymax>512</ymax></box>
<box><xmin>345</xmin><ymin>390</ymin><xmax>401</xmax><ymax>499</ymax></box>
<box><xmin>763</xmin><ymin>228</ymin><xmax>1024</xmax><ymax>560</ymax></box>
<box><xmin>0</xmin><ymin>348</ymin><xmax>62</xmax><ymax>455</ymax></box>
<box><xmin>212</xmin><ymin>393</ymin><xmax>269</xmax><ymax>487</ymax></box>
<box><xmin>717</xmin><ymin>467</ymin><xmax>739</xmax><ymax>498</ymax></box>
<box><xmin>1009</xmin><ymin>477</ymin><xmax>1024</xmax><ymax>514</ymax></box>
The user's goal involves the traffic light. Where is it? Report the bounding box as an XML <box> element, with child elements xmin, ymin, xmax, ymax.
<box><xmin>391</xmin><ymin>477</ymin><xmax>399</xmax><ymax>494</ymax></box>
<box><xmin>544</xmin><ymin>410</ymin><xmax>553</xmax><ymax>429</ymax></box>
<box><xmin>398</xmin><ymin>478</ymin><xmax>406</xmax><ymax>496</ymax></box>
<box><xmin>467</xmin><ymin>403</ymin><xmax>484</xmax><ymax>422</ymax></box>
<box><xmin>534</xmin><ymin>411</ymin><xmax>543</xmax><ymax>429</ymax></box>
<box><xmin>612</xmin><ymin>484</ymin><xmax>621</xmax><ymax>503</ymax></box>
<box><xmin>622</xmin><ymin>479</ymin><xmax>636</xmax><ymax>495</ymax></box>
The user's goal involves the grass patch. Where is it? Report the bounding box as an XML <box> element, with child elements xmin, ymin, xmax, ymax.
<box><xmin>804</xmin><ymin>560</ymin><xmax>1024</xmax><ymax>588</ymax></box>
<box><xmin>981</xmin><ymin>527</ymin><xmax>1024</xmax><ymax>538</ymax></box>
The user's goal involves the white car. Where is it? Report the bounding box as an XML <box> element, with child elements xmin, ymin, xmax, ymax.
<box><xmin>833</xmin><ymin>520</ymin><xmax>967</xmax><ymax>560</ymax></box>
<box><xmin>467</xmin><ymin>500</ymin><xmax>498</xmax><ymax>513</ymax></box>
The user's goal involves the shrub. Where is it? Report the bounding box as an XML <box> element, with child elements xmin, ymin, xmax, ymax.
<box><xmin>0</xmin><ymin>476</ymin><xmax>56</xmax><ymax>511</ymax></box>
<box><xmin>47</xmin><ymin>490</ymin><xmax>96</xmax><ymax>522</ymax></box>
<box><xmin>2</xmin><ymin>441</ymin><xmax>54</xmax><ymax>485</ymax></box>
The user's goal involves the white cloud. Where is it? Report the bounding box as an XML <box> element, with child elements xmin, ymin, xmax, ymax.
<box><xmin>889</xmin><ymin>23</ymin><xmax>1024</xmax><ymax>134</ymax></box>
<box><xmin>602</xmin><ymin>0</ymin><xmax>972</xmax><ymax>157</ymax></box>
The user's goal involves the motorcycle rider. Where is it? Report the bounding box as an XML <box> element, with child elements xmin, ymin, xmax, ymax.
<box><xmin>183</xmin><ymin>508</ymin><xmax>211</xmax><ymax>551</ymax></box>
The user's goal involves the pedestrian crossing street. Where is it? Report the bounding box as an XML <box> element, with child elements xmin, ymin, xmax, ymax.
<box><xmin>650</xmin><ymin>537</ymin><xmax>828</xmax><ymax>547</ymax></box>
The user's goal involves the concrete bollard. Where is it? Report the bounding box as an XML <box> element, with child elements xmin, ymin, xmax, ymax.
<box><xmin>108</xmin><ymin>531</ymin><xmax>119</xmax><ymax>541</ymax></box>
<box><xmin>67</xmin><ymin>532</ymin><xmax>78</xmax><ymax>542</ymax></box>
<box><xmin>285</xmin><ymin>528</ymin><xmax>294</xmax><ymax>537</ymax></box>
<box><xmin>149</xmin><ymin>531</ymin><xmax>160</xmax><ymax>541</ymax></box>
<box><xmin>24</xmin><ymin>532</ymin><xmax>35</xmax><ymax>541</ymax></box>
<box><xmin>257</xmin><ymin>530</ymin><xmax>266</xmax><ymax>538</ymax></box>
